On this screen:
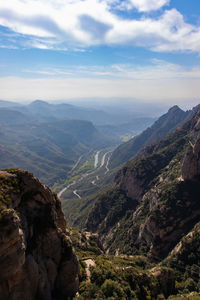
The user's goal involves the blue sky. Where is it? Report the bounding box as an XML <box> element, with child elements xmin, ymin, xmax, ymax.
<box><xmin>0</xmin><ymin>0</ymin><xmax>200</xmax><ymax>108</ymax></box>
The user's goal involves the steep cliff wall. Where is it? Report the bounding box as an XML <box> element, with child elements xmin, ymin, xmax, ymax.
<box><xmin>86</xmin><ymin>109</ymin><xmax>200</xmax><ymax>260</ymax></box>
<box><xmin>0</xmin><ymin>169</ymin><xmax>79</xmax><ymax>300</ymax></box>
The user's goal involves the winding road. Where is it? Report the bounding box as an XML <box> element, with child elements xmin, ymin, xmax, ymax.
<box><xmin>105</xmin><ymin>154</ymin><xmax>111</xmax><ymax>174</ymax></box>
<box><xmin>94</xmin><ymin>151</ymin><xmax>100</xmax><ymax>168</ymax></box>
<box><xmin>57</xmin><ymin>149</ymin><xmax>113</xmax><ymax>199</ymax></box>
<box><xmin>73</xmin><ymin>190</ymin><xmax>81</xmax><ymax>199</ymax></box>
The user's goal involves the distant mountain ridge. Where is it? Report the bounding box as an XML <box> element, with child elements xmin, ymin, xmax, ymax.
<box><xmin>0</xmin><ymin>99</ymin><xmax>133</xmax><ymax>126</ymax></box>
<box><xmin>110</xmin><ymin>105</ymin><xmax>194</xmax><ymax>168</ymax></box>
<box><xmin>0</xmin><ymin>99</ymin><xmax>157</xmax><ymax>127</ymax></box>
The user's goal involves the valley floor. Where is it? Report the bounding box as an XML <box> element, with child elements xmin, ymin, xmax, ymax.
<box><xmin>53</xmin><ymin>147</ymin><xmax>115</xmax><ymax>226</ymax></box>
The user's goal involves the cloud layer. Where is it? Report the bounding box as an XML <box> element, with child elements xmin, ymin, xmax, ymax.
<box><xmin>1</xmin><ymin>61</ymin><xmax>200</xmax><ymax>107</ymax></box>
<box><xmin>0</xmin><ymin>0</ymin><xmax>200</xmax><ymax>53</ymax></box>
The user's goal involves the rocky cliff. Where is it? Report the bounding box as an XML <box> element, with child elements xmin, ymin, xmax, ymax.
<box><xmin>86</xmin><ymin>108</ymin><xmax>200</xmax><ymax>261</ymax></box>
<box><xmin>0</xmin><ymin>169</ymin><xmax>79</xmax><ymax>300</ymax></box>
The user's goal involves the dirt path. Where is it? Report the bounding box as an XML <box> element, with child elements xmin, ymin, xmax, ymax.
<box><xmin>57</xmin><ymin>187</ymin><xmax>67</xmax><ymax>198</ymax></box>
<box><xmin>57</xmin><ymin>181</ymin><xmax>76</xmax><ymax>198</ymax></box>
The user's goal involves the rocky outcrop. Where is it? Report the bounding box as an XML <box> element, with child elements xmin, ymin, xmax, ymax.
<box><xmin>86</xmin><ymin>108</ymin><xmax>200</xmax><ymax>261</ymax></box>
<box><xmin>130</xmin><ymin>111</ymin><xmax>200</xmax><ymax>258</ymax></box>
<box><xmin>149</xmin><ymin>267</ymin><xmax>175</xmax><ymax>298</ymax></box>
<box><xmin>0</xmin><ymin>169</ymin><xmax>79</xmax><ymax>300</ymax></box>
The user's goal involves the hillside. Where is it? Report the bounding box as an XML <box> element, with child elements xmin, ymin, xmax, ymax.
<box><xmin>0</xmin><ymin>168</ymin><xmax>200</xmax><ymax>299</ymax></box>
<box><xmin>110</xmin><ymin>105</ymin><xmax>192</xmax><ymax>169</ymax></box>
<box><xmin>70</xmin><ymin>229</ymin><xmax>176</xmax><ymax>299</ymax></box>
<box><xmin>1</xmin><ymin>109</ymin><xmax>200</xmax><ymax>299</ymax></box>
<box><xmin>0</xmin><ymin>119</ymin><xmax>114</xmax><ymax>185</ymax></box>
<box><xmin>59</xmin><ymin>105</ymin><xmax>196</xmax><ymax>229</ymax></box>
<box><xmin>85</xmin><ymin>108</ymin><xmax>200</xmax><ymax>262</ymax></box>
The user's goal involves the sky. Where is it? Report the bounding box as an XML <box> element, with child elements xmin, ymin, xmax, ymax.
<box><xmin>0</xmin><ymin>0</ymin><xmax>200</xmax><ymax>108</ymax></box>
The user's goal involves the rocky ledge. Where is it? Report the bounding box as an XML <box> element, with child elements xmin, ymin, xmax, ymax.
<box><xmin>0</xmin><ymin>169</ymin><xmax>79</xmax><ymax>300</ymax></box>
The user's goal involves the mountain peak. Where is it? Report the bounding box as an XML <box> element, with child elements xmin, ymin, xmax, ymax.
<box><xmin>29</xmin><ymin>100</ymin><xmax>49</xmax><ymax>106</ymax></box>
<box><xmin>168</xmin><ymin>105</ymin><xmax>182</xmax><ymax>113</ymax></box>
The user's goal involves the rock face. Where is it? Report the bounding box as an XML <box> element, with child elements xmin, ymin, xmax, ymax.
<box><xmin>181</xmin><ymin>110</ymin><xmax>200</xmax><ymax>180</ymax></box>
<box><xmin>86</xmin><ymin>108</ymin><xmax>200</xmax><ymax>260</ymax></box>
<box><xmin>0</xmin><ymin>169</ymin><xmax>79</xmax><ymax>300</ymax></box>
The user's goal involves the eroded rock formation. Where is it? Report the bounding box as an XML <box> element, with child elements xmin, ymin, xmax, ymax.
<box><xmin>0</xmin><ymin>169</ymin><xmax>79</xmax><ymax>300</ymax></box>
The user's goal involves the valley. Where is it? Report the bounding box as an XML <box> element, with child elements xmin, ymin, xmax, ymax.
<box><xmin>0</xmin><ymin>99</ymin><xmax>155</xmax><ymax>186</ymax></box>
<box><xmin>1</xmin><ymin>100</ymin><xmax>200</xmax><ymax>299</ymax></box>
<box><xmin>54</xmin><ymin>147</ymin><xmax>115</xmax><ymax>225</ymax></box>
<box><xmin>57</xmin><ymin>105</ymin><xmax>198</xmax><ymax>229</ymax></box>
<box><xmin>54</xmin><ymin>104</ymin><xmax>200</xmax><ymax>298</ymax></box>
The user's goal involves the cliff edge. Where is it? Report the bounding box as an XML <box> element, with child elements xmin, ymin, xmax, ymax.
<box><xmin>0</xmin><ymin>169</ymin><xmax>79</xmax><ymax>300</ymax></box>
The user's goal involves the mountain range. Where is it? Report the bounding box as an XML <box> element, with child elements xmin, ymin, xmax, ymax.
<box><xmin>110</xmin><ymin>105</ymin><xmax>197</xmax><ymax>168</ymax></box>
<box><xmin>85</xmin><ymin>107</ymin><xmax>200</xmax><ymax>258</ymax></box>
<box><xmin>1</xmin><ymin>101</ymin><xmax>200</xmax><ymax>299</ymax></box>
<box><xmin>0</xmin><ymin>99</ymin><xmax>156</xmax><ymax>127</ymax></box>
<box><xmin>0</xmin><ymin>99</ymin><xmax>158</xmax><ymax>185</ymax></box>
<box><xmin>61</xmin><ymin>104</ymin><xmax>199</xmax><ymax>229</ymax></box>
<box><xmin>72</xmin><ymin>106</ymin><xmax>200</xmax><ymax>297</ymax></box>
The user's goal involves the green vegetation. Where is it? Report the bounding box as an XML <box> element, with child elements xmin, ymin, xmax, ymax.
<box><xmin>169</xmin><ymin>295</ymin><xmax>200</xmax><ymax>300</ymax></box>
<box><xmin>70</xmin><ymin>229</ymin><xmax>177</xmax><ymax>300</ymax></box>
<box><xmin>84</xmin><ymin>127</ymin><xmax>190</xmax><ymax>256</ymax></box>
<box><xmin>0</xmin><ymin>170</ymin><xmax>21</xmax><ymax>212</ymax></box>
<box><xmin>70</xmin><ymin>225</ymin><xmax>200</xmax><ymax>299</ymax></box>
<box><xmin>163</xmin><ymin>222</ymin><xmax>200</xmax><ymax>295</ymax></box>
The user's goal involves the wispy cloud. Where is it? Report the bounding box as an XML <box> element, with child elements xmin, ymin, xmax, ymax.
<box><xmin>0</xmin><ymin>0</ymin><xmax>200</xmax><ymax>53</ymax></box>
<box><xmin>21</xmin><ymin>61</ymin><xmax>200</xmax><ymax>80</ymax></box>
<box><xmin>1</xmin><ymin>61</ymin><xmax>200</xmax><ymax>105</ymax></box>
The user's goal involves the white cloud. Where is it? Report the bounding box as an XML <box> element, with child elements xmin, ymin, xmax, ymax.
<box><xmin>119</xmin><ymin>0</ymin><xmax>169</xmax><ymax>12</ymax></box>
<box><xmin>0</xmin><ymin>1</ymin><xmax>199</xmax><ymax>53</ymax></box>
<box><xmin>106</xmin><ymin>9</ymin><xmax>200</xmax><ymax>53</ymax></box>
